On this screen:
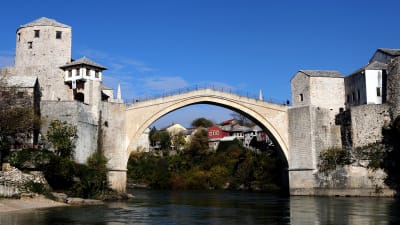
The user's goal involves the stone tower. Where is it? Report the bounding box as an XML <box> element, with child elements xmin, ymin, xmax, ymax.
<box><xmin>289</xmin><ymin>70</ymin><xmax>345</xmax><ymax>195</ymax></box>
<box><xmin>14</xmin><ymin>17</ymin><xmax>72</xmax><ymax>101</ymax></box>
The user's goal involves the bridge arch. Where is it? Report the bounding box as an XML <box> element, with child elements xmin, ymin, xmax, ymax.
<box><xmin>105</xmin><ymin>89</ymin><xmax>289</xmax><ymax>191</ymax></box>
<box><xmin>124</xmin><ymin>89</ymin><xmax>289</xmax><ymax>163</ymax></box>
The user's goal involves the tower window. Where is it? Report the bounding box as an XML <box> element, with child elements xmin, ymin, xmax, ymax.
<box><xmin>68</xmin><ymin>70</ymin><xmax>72</xmax><ymax>77</ymax></box>
<box><xmin>76</xmin><ymin>68</ymin><xmax>80</xmax><ymax>75</ymax></box>
<box><xmin>28</xmin><ymin>41</ymin><xmax>33</xmax><ymax>49</ymax></box>
<box><xmin>95</xmin><ymin>70</ymin><xmax>100</xmax><ymax>78</ymax></box>
<box><xmin>56</xmin><ymin>31</ymin><xmax>62</xmax><ymax>39</ymax></box>
<box><xmin>86</xmin><ymin>68</ymin><xmax>90</xmax><ymax>76</ymax></box>
<box><xmin>34</xmin><ymin>30</ymin><xmax>40</xmax><ymax>38</ymax></box>
<box><xmin>18</xmin><ymin>33</ymin><xmax>21</xmax><ymax>41</ymax></box>
<box><xmin>299</xmin><ymin>94</ymin><xmax>304</xmax><ymax>102</ymax></box>
<box><xmin>377</xmin><ymin>87</ymin><xmax>382</xmax><ymax>97</ymax></box>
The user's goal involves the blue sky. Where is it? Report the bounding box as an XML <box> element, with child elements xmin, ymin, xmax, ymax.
<box><xmin>1</xmin><ymin>0</ymin><xmax>400</xmax><ymax>128</ymax></box>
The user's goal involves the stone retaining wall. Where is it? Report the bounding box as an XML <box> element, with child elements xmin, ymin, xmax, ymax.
<box><xmin>0</xmin><ymin>166</ymin><xmax>48</xmax><ymax>198</ymax></box>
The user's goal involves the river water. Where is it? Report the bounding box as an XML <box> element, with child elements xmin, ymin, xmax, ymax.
<box><xmin>1</xmin><ymin>189</ymin><xmax>400</xmax><ymax>225</ymax></box>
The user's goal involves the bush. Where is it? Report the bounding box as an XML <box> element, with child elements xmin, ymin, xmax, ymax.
<box><xmin>25</xmin><ymin>181</ymin><xmax>50</xmax><ymax>195</ymax></box>
<box><xmin>318</xmin><ymin>147</ymin><xmax>352</xmax><ymax>173</ymax></box>
<box><xmin>8</xmin><ymin>148</ymin><xmax>53</xmax><ymax>170</ymax></box>
<box><xmin>70</xmin><ymin>151</ymin><xmax>109</xmax><ymax>198</ymax></box>
<box><xmin>43</xmin><ymin>154</ymin><xmax>76</xmax><ymax>190</ymax></box>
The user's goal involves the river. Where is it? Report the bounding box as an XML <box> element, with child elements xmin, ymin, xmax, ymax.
<box><xmin>1</xmin><ymin>189</ymin><xmax>400</xmax><ymax>225</ymax></box>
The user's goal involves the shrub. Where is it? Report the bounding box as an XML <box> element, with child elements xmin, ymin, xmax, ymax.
<box><xmin>25</xmin><ymin>181</ymin><xmax>50</xmax><ymax>195</ymax></box>
<box><xmin>318</xmin><ymin>147</ymin><xmax>352</xmax><ymax>173</ymax></box>
<box><xmin>43</xmin><ymin>154</ymin><xmax>75</xmax><ymax>190</ymax></box>
<box><xmin>8</xmin><ymin>148</ymin><xmax>53</xmax><ymax>170</ymax></box>
<box><xmin>71</xmin><ymin>151</ymin><xmax>109</xmax><ymax>198</ymax></box>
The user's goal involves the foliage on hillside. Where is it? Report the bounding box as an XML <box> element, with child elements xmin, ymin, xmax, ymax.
<box><xmin>127</xmin><ymin>139</ymin><xmax>285</xmax><ymax>192</ymax></box>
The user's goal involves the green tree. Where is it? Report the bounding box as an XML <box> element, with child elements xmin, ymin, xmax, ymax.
<box><xmin>187</xmin><ymin>129</ymin><xmax>209</xmax><ymax>155</ymax></box>
<box><xmin>149</xmin><ymin>126</ymin><xmax>159</xmax><ymax>147</ymax></box>
<box><xmin>149</xmin><ymin>127</ymin><xmax>171</xmax><ymax>150</ymax></box>
<box><xmin>172</xmin><ymin>133</ymin><xmax>186</xmax><ymax>150</ymax></box>
<box><xmin>191</xmin><ymin>117</ymin><xmax>213</xmax><ymax>128</ymax></box>
<box><xmin>47</xmin><ymin>120</ymin><xmax>78</xmax><ymax>158</ymax></box>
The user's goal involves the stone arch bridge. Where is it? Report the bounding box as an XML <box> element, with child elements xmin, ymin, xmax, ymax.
<box><xmin>101</xmin><ymin>88</ymin><xmax>289</xmax><ymax>191</ymax></box>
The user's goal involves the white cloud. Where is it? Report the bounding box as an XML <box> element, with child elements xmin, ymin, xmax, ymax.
<box><xmin>141</xmin><ymin>76</ymin><xmax>189</xmax><ymax>91</ymax></box>
<box><xmin>77</xmin><ymin>48</ymin><xmax>156</xmax><ymax>74</ymax></box>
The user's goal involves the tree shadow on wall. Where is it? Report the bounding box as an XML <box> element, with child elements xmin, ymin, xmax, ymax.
<box><xmin>382</xmin><ymin>116</ymin><xmax>400</xmax><ymax>196</ymax></box>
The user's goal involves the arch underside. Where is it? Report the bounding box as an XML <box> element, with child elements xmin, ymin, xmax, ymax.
<box><xmin>126</xmin><ymin>93</ymin><xmax>289</xmax><ymax>166</ymax></box>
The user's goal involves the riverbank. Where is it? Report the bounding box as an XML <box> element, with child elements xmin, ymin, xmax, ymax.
<box><xmin>0</xmin><ymin>195</ymin><xmax>67</xmax><ymax>213</ymax></box>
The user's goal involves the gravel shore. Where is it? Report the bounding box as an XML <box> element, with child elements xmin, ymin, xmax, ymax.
<box><xmin>0</xmin><ymin>195</ymin><xmax>67</xmax><ymax>213</ymax></box>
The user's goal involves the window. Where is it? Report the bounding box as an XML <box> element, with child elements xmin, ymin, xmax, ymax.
<box><xmin>86</xmin><ymin>68</ymin><xmax>90</xmax><ymax>76</ymax></box>
<box><xmin>34</xmin><ymin>30</ymin><xmax>40</xmax><ymax>38</ymax></box>
<box><xmin>299</xmin><ymin>94</ymin><xmax>303</xmax><ymax>102</ymax></box>
<box><xmin>357</xmin><ymin>89</ymin><xmax>360</xmax><ymax>103</ymax></box>
<box><xmin>347</xmin><ymin>94</ymin><xmax>350</xmax><ymax>103</ymax></box>
<box><xmin>68</xmin><ymin>70</ymin><xmax>72</xmax><ymax>77</ymax></box>
<box><xmin>18</xmin><ymin>33</ymin><xmax>21</xmax><ymax>41</ymax></box>
<box><xmin>56</xmin><ymin>31</ymin><xmax>62</xmax><ymax>39</ymax></box>
<box><xmin>17</xmin><ymin>92</ymin><xmax>24</xmax><ymax>98</ymax></box>
<box><xmin>28</xmin><ymin>41</ymin><xmax>32</xmax><ymax>49</ymax></box>
<box><xmin>377</xmin><ymin>87</ymin><xmax>382</xmax><ymax>97</ymax></box>
<box><xmin>76</xmin><ymin>68</ymin><xmax>80</xmax><ymax>75</ymax></box>
<box><xmin>95</xmin><ymin>70</ymin><xmax>99</xmax><ymax>78</ymax></box>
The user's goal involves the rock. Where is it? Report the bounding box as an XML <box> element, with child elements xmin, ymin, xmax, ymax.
<box><xmin>66</xmin><ymin>197</ymin><xmax>84</xmax><ymax>205</ymax></box>
<box><xmin>66</xmin><ymin>197</ymin><xmax>103</xmax><ymax>205</ymax></box>
<box><xmin>51</xmin><ymin>192</ymin><xmax>68</xmax><ymax>203</ymax></box>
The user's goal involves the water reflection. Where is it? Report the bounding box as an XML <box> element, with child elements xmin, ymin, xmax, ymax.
<box><xmin>290</xmin><ymin>196</ymin><xmax>397</xmax><ymax>225</ymax></box>
<box><xmin>0</xmin><ymin>190</ymin><xmax>399</xmax><ymax>225</ymax></box>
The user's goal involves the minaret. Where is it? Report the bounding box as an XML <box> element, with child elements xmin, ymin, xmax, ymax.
<box><xmin>258</xmin><ymin>89</ymin><xmax>263</xmax><ymax>101</ymax></box>
<box><xmin>117</xmin><ymin>83</ymin><xmax>123</xmax><ymax>103</ymax></box>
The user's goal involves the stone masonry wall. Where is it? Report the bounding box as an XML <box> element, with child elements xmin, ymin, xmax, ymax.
<box><xmin>289</xmin><ymin>105</ymin><xmax>343</xmax><ymax>195</ymax></box>
<box><xmin>350</xmin><ymin>104</ymin><xmax>390</xmax><ymax>148</ymax></box>
<box><xmin>0</xmin><ymin>166</ymin><xmax>48</xmax><ymax>197</ymax></box>
<box><xmin>100</xmin><ymin>102</ymin><xmax>127</xmax><ymax>192</ymax></box>
<box><xmin>40</xmin><ymin>101</ymin><xmax>99</xmax><ymax>164</ymax></box>
<box><xmin>387</xmin><ymin>57</ymin><xmax>400</xmax><ymax>120</ymax></box>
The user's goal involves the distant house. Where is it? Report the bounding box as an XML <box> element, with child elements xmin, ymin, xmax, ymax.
<box><xmin>208</xmin><ymin>125</ymin><xmax>229</xmax><ymax>140</ymax></box>
<box><xmin>345</xmin><ymin>61</ymin><xmax>387</xmax><ymax>107</ymax></box>
<box><xmin>208</xmin><ymin>125</ymin><xmax>230</xmax><ymax>150</ymax></box>
<box><xmin>229</xmin><ymin>125</ymin><xmax>248</xmax><ymax>141</ymax></box>
<box><xmin>164</xmin><ymin>123</ymin><xmax>187</xmax><ymax>150</ymax></box>
<box><xmin>343</xmin><ymin>48</ymin><xmax>400</xmax><ymax>108</ymax></box>
<box><xmin>165</xmin><ymin>123</ymin><xmax>187</xmax><ymax>136</ymax></box>
<box><xmin>244</xmin><ymin>125</ymin><xmax>263</xmax><ymax>148</ymax></box>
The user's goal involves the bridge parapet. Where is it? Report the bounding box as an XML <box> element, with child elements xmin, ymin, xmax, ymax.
<box><xmin>126</xmin><ymin>85</ymin><xmax>287</xmax><ymax>106</ymax></box>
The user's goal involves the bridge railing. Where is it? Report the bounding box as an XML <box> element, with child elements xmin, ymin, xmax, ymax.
<box><xmin>125</xmin><ymin>84</ymin><xmax>290</xmax><ymax>106</ymax></box>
